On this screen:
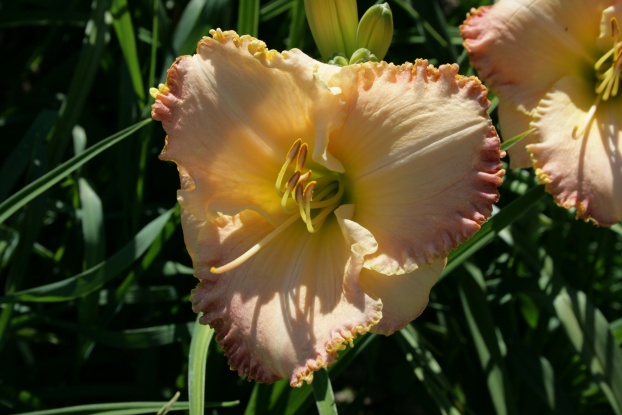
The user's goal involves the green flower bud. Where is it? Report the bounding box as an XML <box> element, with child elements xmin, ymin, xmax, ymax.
<box><xmin>356</xmin><ymin>2</ymin><xmax>394</xmax><ymax>61</ymax></box>
<box><xmin>349</xmin><ymin>48</ymin><xmax>378</xmax><ymax>65</ymax></box>
<box><xmin>304</xmin><ymin>0</ymin><xmax>358</xmax><ymax>60</ymax></box>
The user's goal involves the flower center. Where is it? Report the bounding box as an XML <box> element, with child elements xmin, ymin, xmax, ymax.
<box><xmin>210</xmin><ymin>139</ymin><xmax>344</xmax><ymax>274</ymax></box>
<box><xmin>595</xmin><ymin>17</ymin><xmax>621</xmax><ymax>102</ymax></box>
<box><xmin>575</xmin><ymin>17</ymin><xmax>621</xmax><ymax>137</ymax></box>
<box><xmin>275</xmin><ymin>138</ymin><xmax>344</xmax><ymax>233</ymax></box>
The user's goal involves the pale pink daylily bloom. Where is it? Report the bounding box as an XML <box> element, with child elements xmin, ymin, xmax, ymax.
<box><xmin>151</xmin><ymin>29</ymin><xmax>504</xmax><ymax>387</ymax></box>
<box><xmin>461</xmin><ymin>0</ymin><xmax>622</xmax><ymax>226</ymax></box>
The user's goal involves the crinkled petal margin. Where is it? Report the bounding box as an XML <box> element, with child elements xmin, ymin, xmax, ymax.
<box><xmin>188</xmin><ymin>205</ymin><xmax>382</xmax><ymax>387</ymax></box>
<box><xmin>152</xmin><ymin>29</ymin><xmax>345</xmax><ymax>226</ymax></box>
<box><xmin>327</xmin><ymin>60</ymin><xmax>504</xmax><ymax>274</ymax></box>
<box><xmin>528</xmin><ymin>76</ymin><xmax>622</xmax><ymax>226</ymax></box>
<box><xmin>460</xmin><ymin>1</ymin><xmax>603</xmax><ymax>112</ymax></box>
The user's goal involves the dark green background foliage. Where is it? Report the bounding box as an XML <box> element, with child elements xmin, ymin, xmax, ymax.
<box><xmin>1</xmin><ymin>0</ymin><xmax>621</xmax><ymax>414</ymax></box>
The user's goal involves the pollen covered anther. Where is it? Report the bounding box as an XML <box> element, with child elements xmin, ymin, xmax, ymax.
<box><xmin>276</xmin><ymin>138</ymin><xmax>303</xmax><ymax>196</ymax></box>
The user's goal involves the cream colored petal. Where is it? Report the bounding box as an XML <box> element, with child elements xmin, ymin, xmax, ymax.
<box><xmin>461</xmin><ymin>0</ymin><xmax>607</xmax><ymax>112</ymax></box>
<box><xmin>152</xmin><ymin>30</ymin><xmax>344</xmax><ymax>225</ymax></box>
<box><xmin>528</xmin><ymin>76</ymin><xmax>622</xmax><ymax>226</ymax></box>
<box><xmin>329</xmin><ymin>60</ymin><xmax>504</xmax><ymax>274</ymax></box>
<box><xmin>359</xmin><ymin>257</ymin><xmax>446</xmax><ymax>336</ymax></box>
<box><xmin>188</xmin><ymin>205</ymin><xmax>382</xmax><ymax>387</ymax></box>
<box><xmin>498</xmin><ymin>101</ymin><xmax>540</xmax><ymax>169</ymax></box>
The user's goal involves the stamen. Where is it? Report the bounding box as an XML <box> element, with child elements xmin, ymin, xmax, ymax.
<box><xmin>296</xmin><ymin>184</ymin><xmax>307</xmax><ymax>222</ymax></box>
<box><xmin>281</xmin><ymin>170</ymin><xmax>301</xmax><ymax>212</ymax></box>
<box><xmin>212</xmin><ymin>139</ymin><xmax>347</xmax><ymax>274</ymax></box>
<box><xmin>210</xmin><ymin>214</ymin><xmax>301</xmax><ymax>274</ymax></box>
<box><xmin>275</xmin><ymin>139</ymin><xmax>302</xmax><ymax>196</ymax></box>
<box><xmin>303</xmin><ymin>182</ymin><xmax>316</xmax><ymax>233</ymax></box>
<box><xmin>298</xmin><ymin>170</ymin><xmax>313</xmax><ymax>184</ymax></box>
<box><xmin>296</xmin><ymin>143</ymin><xmax>308</xmax><ymax>172</ymax></box>
<box><xmin>576</xmin><ymin>17</ymin><xmax>621</xmax><ymax>137</ymax></box>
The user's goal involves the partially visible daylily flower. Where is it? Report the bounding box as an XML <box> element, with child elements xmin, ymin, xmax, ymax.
<box><xmin>151</xmin><ymin>29</ymin><xmax>504</xmax><ymax>387</ymax></box>
<box><xmin>461</xmin><ymin>0</ymin><xmax>622</xmax><ymax>225</ymax></box>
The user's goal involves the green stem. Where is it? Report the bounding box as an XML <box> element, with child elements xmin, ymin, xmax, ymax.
<box><xmin>312</xmin><ymin>368</ymin><xmax>338</xmax><ymax>415</ymax></box>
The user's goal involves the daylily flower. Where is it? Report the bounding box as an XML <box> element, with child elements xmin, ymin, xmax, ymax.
<box><xmin>151</xmin><ymin>29</ymin><xmax>504</xmax><ymax>387</ymax></box>
<box><xmin>461</xmin><ymin>0</ymin><xmax>622</xmax><ymax>225</ymax></box>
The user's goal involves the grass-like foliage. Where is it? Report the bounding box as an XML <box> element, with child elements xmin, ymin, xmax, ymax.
<box><xmin>1</xmin><ymin>1</ymin><xmax>621</xmax><ymax>414</ymax></box>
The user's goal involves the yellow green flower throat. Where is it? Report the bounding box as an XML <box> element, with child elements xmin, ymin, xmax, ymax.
<box><xmin>576</xmin><ymin>17</ymin><xmax>621</xmax><ymax>137</ymax></box>
<box><xmin>210</xmin><ymin>139</ymin><xmax>344</xmax><ymax>274</ymax></box>
<box><xmin>275</xmin><ymin>139</ymin><xmax>344</xmax><ymax>233</ymax></box>
<box><xmin>595</xmin><ymin>17</ymin><xmax>621</xmax><ymax>101</ymax></box>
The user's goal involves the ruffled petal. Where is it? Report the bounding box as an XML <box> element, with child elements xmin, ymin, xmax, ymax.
<box><xmin>328</xmin><ymin>60</ymin><xmax>504</xmax><ymax>274</ymax></box>
<box><xmin>528</xmin><ymin>76</ymin><xmax>622</xmax><ymax>226</ymax></box>
<box><xmin>152</xmin><ymin>30</ymin><xmax>345</xmax><ymax>224</ymax></box>
<box><xmin>359</xmin><ymin>257</ymin><xmax>446</xmax><ymax>336</ymax></box>
<box><xmin>188</xmin><ymin>205</ymin><xmax>382</xmax><ymax>387</ymax></box>
<box><xmin>498</xmin><ymin>101</ymin><xmax>540</xmax><ymax>168</ymax></box>
<box><xmin>460</xmin><ymin>0</ymin><xmax>605</xmax><ymax>112</ymax></box>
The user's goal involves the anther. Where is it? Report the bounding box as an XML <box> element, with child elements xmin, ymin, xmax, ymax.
<box><xmin>296</xmin><ymin>143</ymin><xmax>308</xmax><ymax>172</ymax></box>
<box><xmin>577</xmin><ymin>17</ymin><xmax>622</xmax><ymax>136</ymax></box>
<box><xmin>275</xmin><ymin>139</ymin><xmax>302</xmax><ymax>196</ymax></box>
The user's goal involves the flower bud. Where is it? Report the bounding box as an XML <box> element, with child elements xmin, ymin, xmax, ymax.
<box><xmin>349</xmin><ymin>48</ymin><xmax>378</xmax><ymax>64</ymax></box>
<box><xmin>356</xmin><ymin>3</ymin><xmax>393</xmax><ymax>61</ymax></box>
<box><xmin>304</xmin><ymin>0</ymin><xmax>358</xmax><ymax>60</ymax></box>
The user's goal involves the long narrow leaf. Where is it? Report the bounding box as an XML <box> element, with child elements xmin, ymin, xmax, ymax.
<box><xmin>554</xmin><ymin>288</ymin><xmax>622</xmax><ymax>414</ymax></box>
<box><xmin>0</xmin><ymin>118</ymin><xmax>151</xmax><ymax>225</ymax></box>
<box><xmin>1</xmin><ymin>206</ymin><xmax>173</xmax><ymax>302</ymax></box>
<box><xmin>188</xmin><ymin>316</ymin><xmax>215</xmax><ymax>415</ymax></box>
<box><xmin>11</xmin><ymin>399</ymin><xmax>238</xmax><ymax>415</ymax></box>
<box><xmin>237</xmin><ymin>0</ymin><xmax>259</xmax><ymax>37</ymax></box>
<box><xmin>111</xmin><ymin>0</ymin><xmax>145</xmax><ymax>107</ymax></box>
<box><xmin>312</xmin><ymin>368</ymin><xmax>338</xmax><ymax>415</ymax></box>
<box><xmin>459</xmin><ymin>267</ymin><xmax>517</xmax><ymax>415</ymax></box>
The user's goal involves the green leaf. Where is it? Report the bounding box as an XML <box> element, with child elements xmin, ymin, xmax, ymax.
<box><xmin>188</xmin><ymin>316</ymin><xmax>216</xmax><ymax>415</ymax></box>
<box><xmin>458</xmin><ymin>266</ymin><xmax>517</xmax><ymax>415</ymax></box>
<box><xmin>287</xmin><ymin>0</ymin><xmax>306</xmax><ymax>50</ymax></box>
<box><xmin>500</xmin><ymin>128</ymin><xmax>535</xmax><ymax>151</ymax></box>
<box><xmin>1</xmin><ymin>206</ymin><xmax>173</xmax><ymax>302</ymax></box>
<box><xmin>29</xmin><ymin>317</ymin><xmax>194</xmax><ymax>349</ymax></box>
<box><xmin>237</xmin><ymin>0</ymin><xmax>259</xmax><ymax>37</ymax></box>
<box><xmin>48</xmin><ymin>0</ymin><xmax>113</xmax><ymax>164</ymax></box>
<box><xmin>0</xmin><ymin>110</ymin><xmax>57</xmax><ymax>201</ymax></box>
<box><xmin>111</xmin><ymin>0</ymin><xmax>145</xmax><ymax>107</ymax></box>
<box><xmin>311</xmin><ymin>368</ymin><xmax>338</xmax><ymax>415</ymax></box>
<box><xmin>397</xmin><ymin>325</ymin><xmax>462</xmax><ymax>415</ymax></box>
<box><xmin>554</xmin><ymin>288</ymin><xmax>622</xmax><ymax>414</ymax></box>
<box><xmin>284</xmin><ymin>334</ymin><xmax>377</xmax><ymax>415</ymax></box>
<box><xmin>0</xmin><ymin>118</ymin><xmax>151</xmax><ymax>225</ymax></box>
<box><xmin>11</xmin><ymin>399</ymin><xmax>238</xmax><ymax>415</ymax></box>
